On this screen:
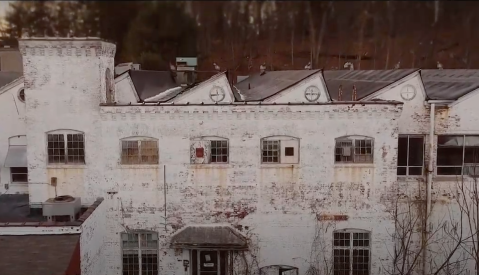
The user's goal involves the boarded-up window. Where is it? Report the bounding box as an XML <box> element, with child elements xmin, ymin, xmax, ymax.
<box><xmin>121</xmin><ymin>139</ymin><xmax>159</xmax><ymax>164</ymax></box>
<box><xmin>261</xmin><ymin>136</ymin><xmax>299</xmax><ymax>164</ymax></box>
<box><xmin>190</xmin><ymin>137</ymin><xmax>228</xmax><ymax>164</ymax></box>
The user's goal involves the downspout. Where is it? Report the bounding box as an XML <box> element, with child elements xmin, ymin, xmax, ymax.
<box><xmin>423</xmin><ymin>102</ymin><xmax>435</xmax><ymax>275</ymax></box>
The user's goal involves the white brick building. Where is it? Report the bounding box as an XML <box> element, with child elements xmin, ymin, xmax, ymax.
<box><xmin>0</xmin><ymin>37</ymin><xmax>478</xmax><ymax>275</ymax></box>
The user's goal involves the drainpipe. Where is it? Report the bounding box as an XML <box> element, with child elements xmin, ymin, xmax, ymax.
<box><xmin>423</xmin><ymin>102</ymin><xmax>435</xmax><ymax>275</ymax></box>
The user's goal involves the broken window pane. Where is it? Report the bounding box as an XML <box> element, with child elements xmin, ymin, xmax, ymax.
<box><xmin>397</xmin><ymin>136</ymin><xmax>424</xmax><ymax>176</ymax></box>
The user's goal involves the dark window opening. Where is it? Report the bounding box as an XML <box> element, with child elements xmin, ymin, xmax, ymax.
<box><xmin>285</xmin><ymin>147</ymin><xmax>294</xmax><ymax>156</ymax></box>
<box><xmin>437</xmin><ymin>135</ymin><xmax>479</xmax><ymax>176</ymax></box>
<box><xmin>192</xmin><ymin>250</ymin><xmax>231</xmax><ymax>275</ymax></box>
<box><xmin>397</xmin><ymin>135</ymin><xmax>424</xmax><ymax>176</ymax></box>
<box><xmin>11</xmin><ymin>167</ymin><xmax>28</xmax><ymax>183</ymax></box>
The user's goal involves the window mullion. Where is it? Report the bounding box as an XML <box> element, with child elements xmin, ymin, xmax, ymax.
<box><xmin>279</xmin><ymin>140</ymin><xmax>282</xmax><ymax>163</ymax></box>
<box><xmin>64</xmin><ymin>134</ymin><xmax>68</xmax><ymax>164</ymax></box>
<box><xmin>138</xmin><ymin>141</ymin><xmax>142</xmax><ymax>163</ymax></box>
<box><xmin>349</xmin><ymin>234</ymin><xmax>353</xmax><ymax>275</ymax></box>
<box><xmin>406</xmin><ymin>136</ymin><xmax>410</xmax><ymax>175</ymax></box>
<box><xmin>138</xmin><ymin>234</ymin><xmax>142</xmax><ymax>274</ymax></box>
<box><xmin>462</xmin><ymin>135</ymin><xmax>466</xmax><ymax>174</ymax></box>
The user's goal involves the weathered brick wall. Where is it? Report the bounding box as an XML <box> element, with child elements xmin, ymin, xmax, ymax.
<box><xmin>19</xmin><ymin>38</ymin><xmax>116</xmax><ymax>207</ymax></box>
<box><xmin>80</xmin><ymin>198</ymin><xmax>107</xmax><ymax>275</ymax></box>
<box><xmin>98</xmin><ymin>103</ymin><xmax>402</xmax><ymax>275</ymax></box>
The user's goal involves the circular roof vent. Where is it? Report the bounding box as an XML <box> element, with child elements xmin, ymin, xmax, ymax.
<box><xmin>53</xmin><ymin>195</ymin><xmax>75</xmax><ymax>202</ymax></box>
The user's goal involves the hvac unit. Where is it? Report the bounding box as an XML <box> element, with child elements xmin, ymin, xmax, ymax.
<box><xmin>42</xmin><ymin>195</ymin><xmax>82</xmax><ymax>222</ymax></box>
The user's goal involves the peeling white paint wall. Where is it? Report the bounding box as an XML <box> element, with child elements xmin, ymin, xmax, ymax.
<box><xmin>80</xmin><ymin>199</ymin><xmax>107</xmax><ymax>275</ymax></box>
<box><xmin>0</xmin><ymin>80</ymin><xmax>27</xmax><ymax>195</ymax></box>
<box><xmin>98</xmin><ymin>104</ymin><xmax>402</xmax><ymax>275</ymax></box>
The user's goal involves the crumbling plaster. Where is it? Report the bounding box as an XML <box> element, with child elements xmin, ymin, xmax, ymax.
<box><xmin>98</xmin><ymin>103</ymin><xmax>402</xmax><ymax>275</ymax></box>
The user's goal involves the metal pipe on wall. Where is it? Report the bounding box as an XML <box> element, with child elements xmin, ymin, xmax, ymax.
<box><xmin>423</xmin><ymin>102</ymin><xmax>435</xmax><ymax>275</ymax></box>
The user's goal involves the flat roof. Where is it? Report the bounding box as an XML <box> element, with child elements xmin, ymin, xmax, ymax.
<box><xmin>0</xmin><ymin>194</ymin><xmax>104</xmax><ymax>227</ymax></box>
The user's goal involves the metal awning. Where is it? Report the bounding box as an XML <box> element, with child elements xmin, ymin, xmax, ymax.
<box><xmin>4</xmin><ymin>145</ymin><xmax>27</xmax><ymax>167</ymax></box>
<box><xmin>170</xmin><ymin>224</ymin><xmax>248</xmax><ymax>250</ymax></box>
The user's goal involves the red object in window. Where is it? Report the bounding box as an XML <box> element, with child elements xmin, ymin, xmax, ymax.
<box><xmin>196</xmin><ymin>148</ymin><xmax>204</xmax><ymax>158</ymax></box>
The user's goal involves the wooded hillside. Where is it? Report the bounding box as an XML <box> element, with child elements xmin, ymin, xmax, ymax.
<box><xmin>3</xmin><ymin>1</ymin><xmax>478</xmax><ymax>75</ymax></box>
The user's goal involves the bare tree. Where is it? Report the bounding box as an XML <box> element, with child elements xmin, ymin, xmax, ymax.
<box><xmin>385</xmin><ymin>186</ymin><xmax>470</xmax><ymax>275</ymax></box>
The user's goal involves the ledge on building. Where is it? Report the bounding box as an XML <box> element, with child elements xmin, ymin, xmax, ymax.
<box><xmin>0</xmin><ymin>194</ymin><xmax>104</xmax><ymax>227</ymax></box>
<box><xmin>0</xmin><ymin>196</ymin><xmax>104</xmax><ymax>275</ymax></box>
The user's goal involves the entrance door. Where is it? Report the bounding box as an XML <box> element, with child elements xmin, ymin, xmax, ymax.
<box><xmin>199</xmin><ymin>251</ymin><xmax>219</xmax><ymax>275</ymax></box>
<box><xmin>191</xmin><ymin>250</ymin><xmax>230</xmax><ymax>275</ymax></box>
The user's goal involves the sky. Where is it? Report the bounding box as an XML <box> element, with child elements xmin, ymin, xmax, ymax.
<box><xmin>0</xmin><ymin>2</ymin><xmax>10</xmax><ymax>18</ymax></box>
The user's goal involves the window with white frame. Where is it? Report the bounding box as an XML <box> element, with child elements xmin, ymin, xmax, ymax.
<box><xmin>11</xmin><ymin>167</ymin><xmax>28</xmax><ymax>183</ymax></box>
<box><xmin>121</xmin><ymin>232</ymin><xmax>158</xmax><ymax>275</ymax></box>
<box><xmin>261</xmin><ymin>136</ymin><xmax>299</xmax><ymax>164</ymax></box>
<box><xmin>333</xmin><ymin>229</ymin><xmax>370</xmax><ymax>275</ymax></box>
<box><xmin>397</xmin><ymin>135</ymin><xmax>424</xmax><ymax>176</ymax></box>
<box><xmin>47</xmin><ymin>130</ymin><xmax>85</xmax><ymax>164</ymax></box>
<box><xmin>121</xmin><ymin>137</ymin><xmax>159</xmax><ymax>165</ymax></box>
<box><xmin>335</xmin><ymin>136</ymin><xmax>374</xmax><ymax>163</ymax></box>
<box><xmin>190</xmin><ymin>137</ymin><xmax>229</xmax><ymax>164</ymax></box>
<box><xmin>437</xmin><ymin>135</ymin><xmax>479</xmax><ymax>176</ymax></box>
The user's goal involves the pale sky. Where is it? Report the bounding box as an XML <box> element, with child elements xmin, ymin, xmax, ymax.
<box><xmin>0</xmin><ymin>2</ymin><xmax>11</xmax><ymax>18</ymax></box>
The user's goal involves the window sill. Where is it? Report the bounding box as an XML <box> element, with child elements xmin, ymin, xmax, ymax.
<box><xmin>10</xmin><ymin>182</ymin><xmax>28</xmax><ymax>185</ymax></box>
<box><xmin>397</xmin><ymin>175</ymin><xmax>425</xmax><ymax>181</ymax></box>
<box><xmin>434</xmin><ymin>175</ymin><xmax>477</xmax><ymax>181</ymax></box>
<box><xmin>188</xmin><ymin>164</ymin><xmax>231</xmax><ymax>169</ymax></box>
<box><xmin>334</xmin><ymin>163</ymin><xmax>375</xmax><ymax>168</ymax></box>
<box><xmin>119</xmin><ymin>164</ymin><xmax>160</xmax><ymax>169</ymax></box>
<box><xmin>260</xmin><ymin>164</ymin><xmax>299</xmax><ymax>169</ymax></box>
<box><xmin>47</xmin><ymin>164</ymin><xmax>87</xmax><ymax>169</ymax></box>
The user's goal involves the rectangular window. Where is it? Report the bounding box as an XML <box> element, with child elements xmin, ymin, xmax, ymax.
<box><xmin>47</xmin><ymin>133</ymin><xmax>85</xmax><ymax>164</ymax></box>
<box><xmin>11</xmin><ymin>167</ymin><xmax>28</xmax><ymax>183</ymax></box>
<box><xmin>121</xmin><ymin>139</ymin><xmax>159</xmax><ymax>165</ymax></box>
<box><xmin>335</xmin><ymin>138</ymin><xmax>373</xmax><ymax>163</ymax></box>
<box><xmin>262</xmin><ymin>140</ymin><xmax>280</xmax><ymax>163</ymax></box>
<box><xmin>437</xmin><ymin>135</ymin><xmax>479</xmax><ymax>176</ymax></box>
<box><xmin>261</xmin><ymin>138</ymin><xmax>300</xmax><ymax>164</ymax></box>
<box><xmin>122</xmin><ymin>232</ymin><xmax>158</xmax><ymax>275</ymax></box>
<box><xmin>190</xmin><ymin>139</ymin><xmax>229</xmax><ymax>164</ymax></box>
<box><xmin>397</xmin><ymin>135</ymin><xmax>424</xmax><ymax>176</ymax></box>
<box><xmin>333</xmin><ymin>231</ymin><xmax>370</xmax><ymax>275</ymax></box>
<box><xmin>211</xmin><ymin>140</ymin><xmax>228</xmax><ymax>163</ymax></box>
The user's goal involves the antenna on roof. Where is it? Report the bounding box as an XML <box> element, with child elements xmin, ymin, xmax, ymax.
<box><xmin>338</xmin><ymin>85</ymin><xmax>343</xmax><ymax>101</ymax></box>
<box><xmin>352</xmin><ymin>85</ymin><xmax>357</xmax><ymax>101</ymax></box>
<box><xmin>394</xmin><ymin>61</ymin><xmax>401</xmax><ymax>69</ymax></box>
<box><xmin>260</xmin><ymin>62</ymin><xmax>266</xmax><ymax>75</ymax></box>
<box><xmin>437</xmin><ymin>61</ymin><xmax>443</xmax><ymax>70</ymax></box>
<box><xmin>305</xmin><ymin>62</ymin><xmax>312</xmax><ymax>70</ymax></box>
<box><xmin>344</xmin><ymin>62</ymin><xmax>354</xmax><ymax>70</ymax></box>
